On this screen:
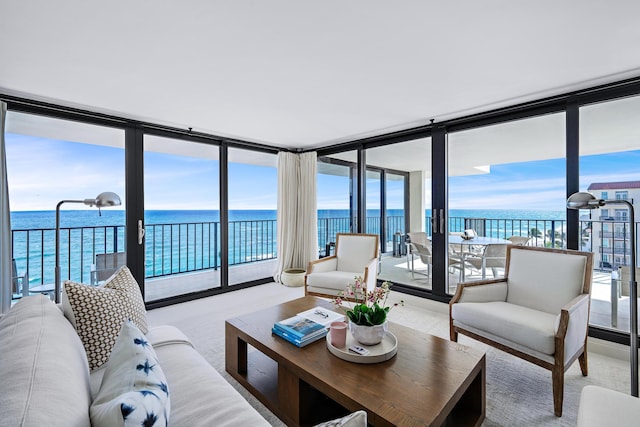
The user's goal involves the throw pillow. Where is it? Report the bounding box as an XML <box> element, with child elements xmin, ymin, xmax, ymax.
<box><xmin>91</xmin><ymin>320</ymin><xmax>170</xmax><ymax>427</ymax></box>
<box><xmin>313</xmin><ymin>410</ymin><xmax>367</xmax><ymax>427</ymax></box>
<box><xmin>63</xmin><ymin>266</ymin><xmax>148</xmax><ymax>371</ymax></box>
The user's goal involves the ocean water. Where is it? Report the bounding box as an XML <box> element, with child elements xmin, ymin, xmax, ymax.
<box><xmin>10</xmin><ymin>208</ymin><xmax>565</xmax><ymax>285</ymax></box>
<box><xmin>10</xmin><ymin>208</ymin><xmax>565</xmax><ymax>230</ymax></box>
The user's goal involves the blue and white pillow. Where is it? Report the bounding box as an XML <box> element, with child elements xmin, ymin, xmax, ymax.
<box><xmin>90</xmin><ymin>320</ymin><xmax>170</xmax><ymax>426</ymax></box>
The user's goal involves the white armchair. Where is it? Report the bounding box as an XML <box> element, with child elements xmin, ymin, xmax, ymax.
<box><xmin>449</xmin><ymin>246</ymin><xmax>593</xmax><ymax>417</ymax></box>
<box><xmin>305</xmin><ymin>233</ymin><xmax>379</xmax><ymax>300</ymax></box>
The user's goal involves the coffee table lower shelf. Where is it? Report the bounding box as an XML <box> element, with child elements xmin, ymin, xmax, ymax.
<box><xmin>227</xmin><ymin>336</ymin><xmax>349</xmax><ymax>426</ymax></box>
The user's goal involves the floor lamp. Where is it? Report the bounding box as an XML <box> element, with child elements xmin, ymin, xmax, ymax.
<box><xmin>55</xmin><ymin>191</ymin><xmax>121</xmax><ymax>303</ymax></box>
<box><xmin>567</xmin><ymin>191</ymin><xmax>638</xmax><ymax>397</ymax></box>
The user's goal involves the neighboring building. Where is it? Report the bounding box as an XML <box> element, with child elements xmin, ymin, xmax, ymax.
<box><xmin>587</xmin><ymin>181</ymin><xmax>640</xmax><ymax>269</ymax></box>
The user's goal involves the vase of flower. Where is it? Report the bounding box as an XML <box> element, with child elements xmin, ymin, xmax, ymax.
<box><xmin>349</xmin><ymin>320</ymin><xmax>388</xmax><ymax>345</ymax></box>
<box><xmin>331</xmin><ymin>277</ymin><xmax>403</xmax><ymax>347</ymax></box>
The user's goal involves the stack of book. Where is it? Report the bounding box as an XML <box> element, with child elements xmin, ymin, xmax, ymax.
<box><xmin>272</xmin><ymin>307</ymin><xmax>345</xmax><ymax>347</ymax></box>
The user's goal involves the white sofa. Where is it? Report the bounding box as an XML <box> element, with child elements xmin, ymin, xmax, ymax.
<box><xmin>0</xmin><ymin>294</ymin><xmax>368</xmax><ymax>427</ymax></box>
<box><xmin>0</xmin><ymin>295</ymin><xmax>270</xmax><ymax>426</ymax></box>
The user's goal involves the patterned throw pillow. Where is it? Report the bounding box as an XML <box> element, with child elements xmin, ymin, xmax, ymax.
<box><xmin>90</xmin><ymin>320</ymin><xmax>170</xmax><ymax>427</ymax></box>
<box><xmin>63</xmin><ymin>266</ymin><xmax>148</xmax><ymax>371</ymax></box>
<box><xmin>313</xmin><ymin>411</ymin><xmax>367</xmax><ymax>427</ymax></box>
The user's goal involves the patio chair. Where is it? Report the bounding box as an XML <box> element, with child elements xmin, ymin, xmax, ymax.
<box><xmin>12</xmin><ymin>259</ymin><xmax>29</xmax><ymax>298</ymax></box>
<box><xmin>449</xmin><ymin>245</ymin><xmax>593</xmax><ymax>417</ymax></box>
<box><xmin>409</xmin><ymin>241</ymin><xmax>432</xmax><ymax>278</ymax></box>
<box><xmin>507</xmin><ymin>235</ymin><xmax>531</xmax><ymax>246</ymax></box>
<box><xmin>91</xmin><ymin>252</ymin><xmax>127</xmax><ymax>285</ymax></box>
<box><xmin>11</xmin><ymin>259</ymin><xmax>56</xmax><ymax>299</ymax></box>
<box><xmin>407</xmin><ymin>231</ymin><xmax>429</xmax><ymax>247</ymax></box>
<box><xmin>464</xmin><ymin>243</ymin><xmax>508</xmax><ymax>279</ymax></box>
<box><xmin>407</xmin><ymin>232</ymin><xmax>432</xmax><ymax>277</ymax></box>
<box><xmin>305</xmin><ymin>233</ymin><xmax>379</xmax><ymax>301</ymax></box>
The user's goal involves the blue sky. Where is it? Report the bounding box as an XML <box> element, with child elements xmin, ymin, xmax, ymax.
<box><xmin>5</xmin><ymin>134</ymin><xmax>640</xmax><ymax>212</ymax></box>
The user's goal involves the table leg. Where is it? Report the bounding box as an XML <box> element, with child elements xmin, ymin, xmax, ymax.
<box><xmin>278</xmin><ymin>364</ymin><xmax>301</xmax><ymax>424</ymax></box>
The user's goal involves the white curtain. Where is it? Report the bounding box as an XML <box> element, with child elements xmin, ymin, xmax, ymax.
<box><xmin>1</xmin><ymin>102</ymin><xmax>12</xmax><ymax>313</ymax></box>
<box><xmin>274</xmin><ymin>151</ymin><xmax>318</xmax><ymax>282</ymax></box>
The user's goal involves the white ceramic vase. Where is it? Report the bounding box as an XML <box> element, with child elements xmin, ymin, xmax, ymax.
<box><xmin>349</xmin><ymin>320</ymin><xmax>388</xmax><ymax>345</ymax></box>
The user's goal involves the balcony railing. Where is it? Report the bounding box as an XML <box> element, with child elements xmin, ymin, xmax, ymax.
<box><xmin>11</xmin><ymin>214</ymin><xmax>638</xmax><ymax>292</ymax></box>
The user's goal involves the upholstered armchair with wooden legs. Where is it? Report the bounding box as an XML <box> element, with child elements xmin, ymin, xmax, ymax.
<box><xmin>305</xmin><ymin>233</ymin><xmax>379</xmax><ymax>300</ymax></box>
<box><xmin>449</xmin><ymin>245</ymin><xmax>593</xmax><ymax>417</ymax></box>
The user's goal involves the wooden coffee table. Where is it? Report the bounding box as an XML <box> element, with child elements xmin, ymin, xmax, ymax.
<box><xmin>225</xmin><ymin>296</ymin><xmax>485</xmax><ymax>426</ymax></box>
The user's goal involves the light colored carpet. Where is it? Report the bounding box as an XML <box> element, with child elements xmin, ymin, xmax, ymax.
<box><xmin>147</xmin><ymin>283</ymin><xmax>632</xmax><ymax>426</ymax></box>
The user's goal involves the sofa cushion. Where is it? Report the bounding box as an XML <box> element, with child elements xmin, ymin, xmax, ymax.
<box><xmin>0</xmin><ymin>295</ymin><xmax>91</xmax><ymax>426</ymax></box>
<box><xmin>63</xmin><ymin>266</ymin><xmax>148</xmax><ymax>371</ymax></box>
<box><xmin>91</xmin><ymin>321</ymin><xmax>170</xmax><ymax>427</ymax></box>
<box><xmin>150</xmin><ymin>327</ymin><xmax>271</xmax><ymax>426</ymax></box>
<box><xmin>451</xmin><ymin>301</ymin><xmax>558</xmax><ymax>355</ymax></box>
<box><xmin>306</xmin><ymin>270</ymin><xmax>358</xmax><ymax>292</ymax></box>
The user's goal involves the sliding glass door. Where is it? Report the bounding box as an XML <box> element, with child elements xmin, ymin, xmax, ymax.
<box><xmin>579</xmin><ymin>94</ymin><xmax>640</xmax><ymax>333</ymax></box>
<box><xmin>317</xmin><ymin>154</ymin><xmax>357</xmax><ymax>256</ymax></box>
<box><xmin>227</xmin><ymin>147</ymin><xmax>278</xmax><ymax>285</ymax></box>
<box><xmin>5</xmin><ymin>111</ymin><xmax>125</xmax><ymax>301</ymax></box>
<box><xmin>143</xmin><ymin>135</ymin><xmax>220</xmax><ymax>301</ymax></box>
<box><xmin>447</xmin><ymin>113</ymin><xmax>566</xmax><ymax>293</ymax></box>
<box><xmin>367</xmin><ymin>138</ymin><xmax>430</xmax><ymax>291</ymax></box>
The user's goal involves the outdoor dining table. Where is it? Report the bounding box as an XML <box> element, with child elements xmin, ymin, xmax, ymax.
<box><xmin>444</xmin><ymin>235</ymin><xmax>511</xmax><ymax>282</ymax></box>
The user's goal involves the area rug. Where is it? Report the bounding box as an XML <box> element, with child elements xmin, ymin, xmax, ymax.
<box><xmin>147</xmin><ymin>283</ymin><xmax>631</xmax><ymax>426</ymax></box>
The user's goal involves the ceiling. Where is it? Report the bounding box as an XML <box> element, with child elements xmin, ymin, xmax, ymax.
<box><xmin>2</xmin><ymin>1</ymin><xmax>640</xmax><ymax>152</ymax></box>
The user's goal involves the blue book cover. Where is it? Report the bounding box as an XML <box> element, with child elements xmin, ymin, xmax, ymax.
<box><xmin>274</xmin><ymin>315</ymin><xmax>326</xmax><ymax>339</ymax></box>
<box><xmin>272</xmin><ymin>326</ymin><xmax>328</xmax><ymax>347</ymax></box>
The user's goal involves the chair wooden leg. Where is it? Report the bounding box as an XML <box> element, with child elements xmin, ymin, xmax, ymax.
<box><xmin>552</xmin><ymin>366</ymin><xmax>564</xmax><ymax>417</ymax></box>
<box><xmin>450</xmin><ymin>325</ymin><xmax>458</xmax><ymax>342</ymax></box>
<box><xmin>579</xmin><ymin>351</ymin><xmax>588</xmax><ymax>376</ymax></box>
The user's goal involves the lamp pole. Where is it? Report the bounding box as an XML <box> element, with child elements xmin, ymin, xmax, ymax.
<box><xmin>54</xmin><ymin>192</ymin><xmax>121</xmax><ymax>303</ymax></box>
<box><xmin>567</xmin><ymin>192</ymin><xmax>638</xmax><ymax>397</ymax></box>
<box><xmin>607</xmin><ymin>199</ymin><xmax>638</xmax><ymax>397</ymax></box>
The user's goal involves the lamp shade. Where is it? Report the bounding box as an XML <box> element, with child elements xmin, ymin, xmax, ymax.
<box><xmin>94</xmin><ymin>192</ymin><xmax>121</xmax><ymax>207</ymax></box>
<box><xmin>566</xmin><ymin>192</ymin><xmax>605</xmax><ymax>210</ymax></box>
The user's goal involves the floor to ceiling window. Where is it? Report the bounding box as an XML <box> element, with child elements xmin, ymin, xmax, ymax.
<box><xmin>317</xmin><ymin>154</ymin><xmax>357</xmax><ymax>256</ymax></box>
<box><xmin>227</xmin><ymin>147</ymin><xmax>277</xmax><ymax>285</ymax></box>
<box><xmin>4</xmin><ymin>77</ymin><xmax>640</xmax><ymax>345</ymax></box>
<box><xmin>447</xmin><ymin>113</ymin><xmax>566</xmax><ymax>293</ymax></box>
<box><xmin>579</xmin><ymin>94</ymin><xmax>640</xmax><ymax>333</ymax></box>
<box><xmin>143</xmin><ymin>135</ymin><xmax>220</xmax><ymax>301</ymax></box>
<box><xmin>365</xmin><ymin>169</ymin><xmax>382</xmax><ymax>238</ymax></box>
<box><xmin>367</xmin><ymin>138</ymin><xmax>430</xmax><ymax>291</ymax></box>
<box><xmin>386</xmin><ymin>171</ymin><xmax>407</xmax><ymax>251</ymax></box>
<box><xmin>5</xmin><ymin>111</ymin><xmax>125</xmax><ymax>301</ymax></box>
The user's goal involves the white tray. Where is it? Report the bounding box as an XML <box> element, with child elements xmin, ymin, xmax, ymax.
<box><xmin>326</xmin><ymin>331</ymin><xmax>397</xmax><ymax>364</ymax></box>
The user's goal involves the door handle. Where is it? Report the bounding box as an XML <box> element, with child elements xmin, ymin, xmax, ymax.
<box><xmin>439</xmin><ymin>209</ymin><xmax>445</xmax><ymax>234</ymax></box>
<box><xmin>138</xmin><ymin>220</ymin><xmax>145</xmax><ymax>245</ymax></box>
<box><xmin>431</xmin><ymin>209</ymin><xmax>439</xmax><ymax>234</ymax></box>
